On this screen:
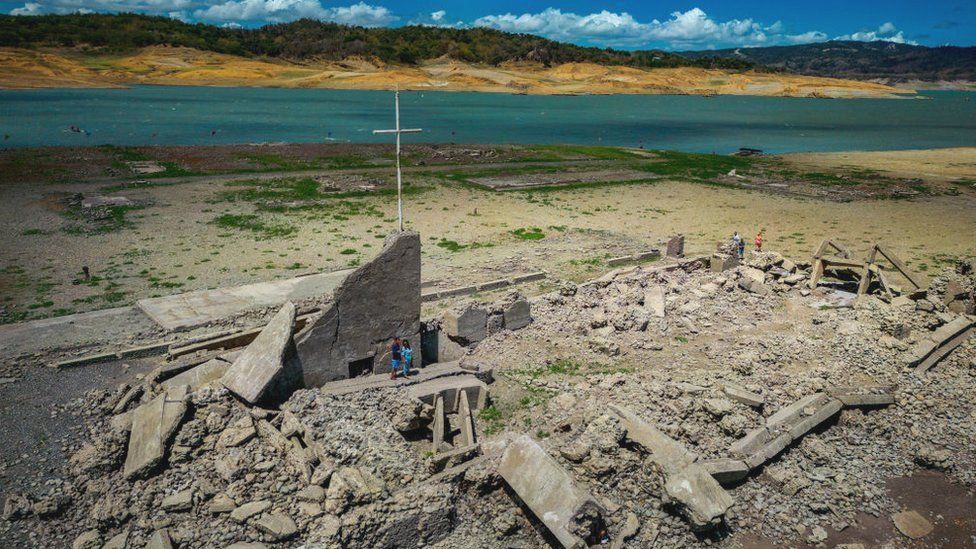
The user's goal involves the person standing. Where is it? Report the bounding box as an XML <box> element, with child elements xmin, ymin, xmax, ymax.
<box><xmin>755</xmin><ymin>230</ymin><xmax>764</xmax><ymax>252</ymax></box>
<box><xmin>732</xmin><ymin>232</ymin><xmax>742</xmax><ymax>257</ymax></box>
<box><xmin>390</xmin><ymin>337</ymin><xmax>402</xmax><ymax>379</ymax></box>
<box><xmin>738</xmin><ymin>237</ymin><xmax>746</xmax><ymax>259</ymax></box>
<box><xmin>401</xmin><ymin>340</ymin><xmax>413</xmax><ymax>378</ymax></box>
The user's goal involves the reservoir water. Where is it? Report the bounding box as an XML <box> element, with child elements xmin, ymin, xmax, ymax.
<box><xmin>1</xmin><ymin>86</ymin><xmax>974</xmax><ymax>153</ymax></box>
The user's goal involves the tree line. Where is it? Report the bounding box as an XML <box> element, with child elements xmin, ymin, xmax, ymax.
<box><xmin>0</xmin><ymin>13</ymin><xmax>758</xmax><ymax>70</ymax></box>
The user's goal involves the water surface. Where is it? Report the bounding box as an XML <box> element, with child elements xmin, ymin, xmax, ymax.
<box><xmin>2</xmin><ymin>86</ymin><xmax>974</xmax><ymax>152</ymax></box>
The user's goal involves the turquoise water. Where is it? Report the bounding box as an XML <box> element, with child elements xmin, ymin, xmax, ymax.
<box><xmin>1</xmin><ymin>86</ymin><xmax>974</xmax><ymax>153</ymax></box>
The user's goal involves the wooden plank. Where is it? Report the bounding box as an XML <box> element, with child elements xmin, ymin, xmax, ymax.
<box><xmin>875</xmin><ymin>245</ymin><xmax>922</xmax><ymax>289</ymax></box>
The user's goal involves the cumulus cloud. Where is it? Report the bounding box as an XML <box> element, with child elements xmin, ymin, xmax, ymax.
<box><xmin>473</xmin><ymin>7</ymin><xmax>919</xmax><ymax>50</ymax></box>
<box><xmin>408</xmin><ymin>9</ymin><xmax>465</xmax><ymax>28</ymax></box>
<box><xmin>835</xmin><ymin>22</ymin><xmax>917</xmax><ymax>45</ymax></box>
<box><xmin>193</xmin><ymin>0</ymin><xmax>397</xmax><ymax>25</ymax></box>
<box><xmin>9</xmin><ymin>0</ymin><xmax>192</xmax><ymax>15</ymax></box>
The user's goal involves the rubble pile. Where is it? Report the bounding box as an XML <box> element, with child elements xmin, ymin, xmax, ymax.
<box><xmin>2</xmin><ymin>247</ymin><xmax>975</xmax><ymax>548</ymax></box>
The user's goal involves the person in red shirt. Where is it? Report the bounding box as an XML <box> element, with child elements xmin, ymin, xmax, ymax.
<box><xmin>755</xmin><ymin>230</ymin><xmax>764</xmax><ymax>252</ymax></box>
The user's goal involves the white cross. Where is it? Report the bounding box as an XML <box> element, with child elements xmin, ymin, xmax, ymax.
<box><xmin>372</xmin><ymin>87</ymin><xmax>422</xmax><ymax>232</ymax></box>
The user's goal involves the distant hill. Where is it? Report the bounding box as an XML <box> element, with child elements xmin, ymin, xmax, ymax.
<box><xmin>680</xmin><ymin>41</ymin><xmax>976</xmax><ymax>82</ymax></box>
<box><xmin>0</xmin><ymin>13</ymin><xmax>755</xmax><ymax>70</ymax></box>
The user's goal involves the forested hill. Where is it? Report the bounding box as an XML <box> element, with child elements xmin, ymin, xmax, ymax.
<box><xmin>0</xmin><ymin>13</ymin><xmax>755</xmax><ymax>69</ymax></box>
<box><xmin>680</xmin><ymin>41</ymin><xmax>976</xmax><ymax>82</ymax></box>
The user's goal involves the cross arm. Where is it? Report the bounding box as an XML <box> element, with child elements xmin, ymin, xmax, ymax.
<box><xmin>372</xmin><ymin>129</ymin><xmax>423</xmax><ymax>134</ymax></box>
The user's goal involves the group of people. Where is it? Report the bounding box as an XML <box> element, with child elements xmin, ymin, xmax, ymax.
<box><xmin>389</xmin><ymin>337</ymin><xmax>414</xmax><ymax>379</ymax></box>
<box><xmin>732</xmin><ymin>230</ymin><xmax>764</xmax><ymax>259</ymax></box>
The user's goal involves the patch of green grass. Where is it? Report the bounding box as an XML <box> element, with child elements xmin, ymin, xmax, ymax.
<box><xmin>339</xmin><ymin>248</ymin><xmax>358</xmax><ymax>255</ymax></box>
<box><xmin>210</xmin><ymin>214</ymin><xmax>296</xmax><ymax>238</ymax></box>
<box><xmin>62</xmin><ymin>205</ymin><xmax>145</xmax><ymax>235</ymax></box>
<box><xmin>526</xmin><ymin>144</ymin><xmax>645</xmax><ymax>161</ymax></box>
<box><xmin>20</xmin><ymin>228</ymin><xmax>48</xmax><ymax>236</ymax></box>
<box><xmin>636</xmin><ymin>150</ymin><xmax>757</xmax><ymax>180</ymax></box>
<box><xmin>511</xmin><ymin>227</ymin><xmax>545</xmax><ymax>241</ymax></box>
<box><xmin>435</xmin><ymin>238</ymin><xmax>494</xmax><ymax>253</ymax></box>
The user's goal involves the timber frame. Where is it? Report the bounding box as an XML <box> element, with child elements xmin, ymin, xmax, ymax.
<box><xmin>808</xmin><ymin>240</ymin><xmax>923</xmax><ymax>297</ymax></box>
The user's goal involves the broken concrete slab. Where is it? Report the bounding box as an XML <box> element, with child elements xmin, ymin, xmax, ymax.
<box><xmin>123</xmin><ymin>384</ymin><xmax>189</xmax><ymax>479</ymax></box>
<box><xmin>907</xmin><ymin>317</ymin><xmax>974</xmax><ymax>373</ymax></box>
<box><xmin>81</xmin><ymin>196</ymin><xmax>134</xmax><ymax>209</ymax></box>
<box><xmin>221</xmin><ymin>301</ymin><xmax>302</xmax><ymax>405</ymax></box>
<box><xmin>254</xmin><ymin>512</ymin><xmax>298</xmax><ymax>541</ymax></box>
<box><xmin>664</xmin><ymin>463</ymin><xmax>735</xmax><ymax>530</ymax></box>
<box><xmin>498</xmin><ymin>434</ymin><xmax>606</xmax><ymax>548</ymax></box>
<box><xmin>609</xmin><ymin>403</ymin><xmax>697</xmax><ymax>472</ymax></box>
<box><xmin>431</xmin><ymin>394</ymin><xmax>447</xmax><ymax>453</ymax></box>
<box><xmin>644</xmin><ymin>285</ymin><xmax>666</xmax><ymax>318</ymax></box>
<box><xmin>711</xmin><ymin>253</ymin><xmax>739</xmax><ymax>273</ymax></box>
<box><xmin>609</xmin><ymin>404</ymin><xmax>733</xmax><ymax>530</ymax></box>
<box><xmin>161</xmin><ymin>358</ymin><xmax>228</xmax><ymax>393</ymax></box>
<box><xmin>230</xmin><ymin>500</ymin><xmax>271</xmax><ymax>523</ymax></box>
<box><xmin>722</xmin><ymin>384</ymin><xmax>764</xmax><ymax>408</ymax></box>
<box><xmin>296</xmin><ymin>231</ymin><xmax>422</xmax><ymax>384</ymax></box>
<box><xmin>892</xmin><ymin>510</ymin><xmax>933</xmax><ymax>539</ymax></box>
<box><xmin>442</xmin><ymin>302</ymin><xmax>487</xmax><ymax>345</ymax></box>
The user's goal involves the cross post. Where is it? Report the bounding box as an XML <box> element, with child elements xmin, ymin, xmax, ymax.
<box><xmin>372</xmin><ymin>86</ymin><xmax>422</xmax><ymax>231</ymax></box>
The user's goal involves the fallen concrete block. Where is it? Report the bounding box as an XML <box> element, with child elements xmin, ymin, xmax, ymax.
<box><xmin>431</xmin><ymin>394</ymin><xmax>446</xmax><ymax>453</ymax></box>
<box><xmin>221</xmin><ymin>302</ymin><xmax>302</xmax><ymax>405</ymax></box>
<box><xmin>766</xmin><ymin>393</ymin><xmax>831</xmax><ymax>431</ymax></box>
<box><xmin>698</xmin><ymin>458</ymin><xmax>750</xmax><ymax>485</ymax></box>
<box><xmin>744</xmin><ymin>432</ymin><xmax>793</xmax><ymax>470</ymax></box>
<box><xmin>644</xmin><ymin>285</ymin><xmax>666</xmax><ymax>318</ymax></box>
<box><xmin>609</xmin><ymin>404</ymin><xmax>697</xmax><ymax>472</ymax></box>
<box><xmin>664</xmin><ymin>463</ymin><xmax>735</xmax><ymax>531</ymax></box>
<box><xmin>783</xmin><ymin>398</ymin><xmax>842</xmax><ymax>441</ymax></box>
<box><xmin>729</xmin><ymin>426</ymin><xmax>771</xmax><ymax>457</ymax></box>
<box><xmin>499</xmin><ymin>434</ymin><xmax>607</xmax><ymax>548</ymax></box>
<box><xmin>457</xmin><ymin>389</ymin><xmax>476</xmax><ymax>447</ymax></box>
<box><xmin>722</xmin><ymin>384</ymin><xmax>764</xmax><ymax>408</ymax></box>
<box><xmin>503</xmin><ymin>298</ymin><xmax>532</xmax><ymax>331</ymax></box>
<box><xmin>442</xmin><ymin>302</ymin><xmax>487</xmax><ymax>344</ymax></box>
<box><xmin>827</xmin><ymin>386</ymin><xmax>896</xmax><ymax>407</ymax></box>
<box><xmin>161</xmin><ymin>358</ymin><xmax>229</xmax><ymax>393</ymax></box>
<box><xmin>711</xmin><ymin>253</ymin><xmax>738</xmax><ymax>273</ymax></box>
<box><xmin>123</xmin><ymin>384</ymin><xmax>189</xmax><ymax>479</ymax></box>
<box><xmin>909</xmin><ymin>318</ymin><xmax>974</xmax><ymax>373</ymax></box>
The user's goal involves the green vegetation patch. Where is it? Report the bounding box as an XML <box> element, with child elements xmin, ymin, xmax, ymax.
<box><xmin>210</xmin><ymin>213</ymin><xmax>296</xmax><ymax>238</ymax></box>
<box><xmin>511</xmin><ymin>227</ymin><xmax>545</xmax><ymax>240</ymax></box>
<box><xmin>435</xmin><ymin>238</ymin><xmax>494</xmax><ymax>253</ymax></box>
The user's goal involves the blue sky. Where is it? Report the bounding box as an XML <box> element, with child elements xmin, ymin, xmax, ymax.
<box><xmin>5</xmin><ymin>0</ymin><xmax>974</xmax><ymax>50</ymax></box>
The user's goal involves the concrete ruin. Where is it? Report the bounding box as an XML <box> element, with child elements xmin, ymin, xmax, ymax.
<box><xmin>295</xmin><ymin>231</ymin><xmax>422</xmax><ymax>384</ymax></box>
<box><xmin>499</xmin><ymin>435</ymin><xmax>608</xmax><ymax>548</ymax></box>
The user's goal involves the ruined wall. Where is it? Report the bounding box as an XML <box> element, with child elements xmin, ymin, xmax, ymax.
<box><xmin>295</xmin><ymin>231</ymin><xmax>422</xmax><ymax>385</ymax></box>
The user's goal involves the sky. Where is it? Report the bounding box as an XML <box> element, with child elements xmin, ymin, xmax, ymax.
<box><xmin>4</xmin><ymin>0</ymin><xmax>974</xmax><ymax>50</ymax></box>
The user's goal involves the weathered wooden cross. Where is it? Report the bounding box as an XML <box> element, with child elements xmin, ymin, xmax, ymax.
<box><xmin>372</xmin><ymin>87</ymin><xmax>422</xmax><ymax>231</ymax></box>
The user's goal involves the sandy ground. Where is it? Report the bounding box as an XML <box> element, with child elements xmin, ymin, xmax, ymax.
<box><xmin>784</xmin><ymin>147</ymin><xmax>976</xmax><ymax>185</ymax></box>
<box><xmin>0</xmin><ymin>145</ymin><xmax>974</xmax><ymax>324</ymax></box>
<box><xmin>0</xmin><ymin>46</ymin><xmax>912</xmax><ymax>99</ymax></box>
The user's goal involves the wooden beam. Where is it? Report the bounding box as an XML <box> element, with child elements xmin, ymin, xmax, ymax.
<box><xmin>875</xmin><ymin>245</ymin><xmax>922</xmax><ymax>290</ymax></box>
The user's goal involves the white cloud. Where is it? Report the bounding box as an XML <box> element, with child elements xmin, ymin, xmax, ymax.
<box><xmin>408</xmin><ymin>9</ymin><xmax>465</xmax><ymax>28</ymax></box>
<box><xmin>9</xmin><ymin>2</ymin><xmax>42</xmax><ymax>14</ymax></box>
<box><xmin>9</xmin><ymin>0</ymin><xmax>192</xmax><ymax>15</ymax></box>
<box><xmin>474</xmin><ymin>7</ymin><xmax>807</xmax><ymax>49</ymax></box>
<box><xmin>191</xmin><ymin>1</ymin><xmax>397</xmax><ymax>25</ymax></box>
<box><xmin>835</xmin><ymin>22</ymin><xmax>916</xmax><ymax>45</ymax></box>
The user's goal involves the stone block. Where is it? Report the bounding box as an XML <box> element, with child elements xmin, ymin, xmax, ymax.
<box><xmin>744</xmin><ymin>432</ymin><xmax>793</xmax><ymax>469</ymax></box>
<box><xmin>610</xmin><ymin>404</ymin><xmax>697</xmax><ymax>472</ymax></box>
<box><xmin>730</xmin><ymin>427</ymin><xmax>771</xmax><ymax>457</ymax></box>
<box><xmin>498</xmin><ymin>434</ymin><xmax>606</xmax><ymax>548</ymax></box>
<box><xmin>123</xmin><ymin>384</ymin><xmax>189</xmax><ymax>479</ymax></box>
<box><xmin>503</xmin><ymin>298</ymin><xmax>532</xmax><ymax>331</ymax></box>
<box><xmin>722</xmin><ymin>384</ymin><xmax>764</xmax><ymax>408</ymax></box>
<box><xmin>644</xmin><ymin>285</ymin><xmax>666</xmax><ymax>318</ymax></box>
<box><xmin>664</xmin><ymin>463</ymin><xmax>735</xmax><ymax>531</ymax></box>
<box><xmin>666</xmin><ymin>235</ymin><xmax>685</xmax><ymax>258</ymax></box>
<box><xmin>784</xmin><ymin>398</ymin><xmax>842</xmax><ymax>440</ymax></box>
<box><xmin>442</xmin><ymin>302</ymin><xmax>487</xmax><ymax>344</ymax></box>
<box><xmin>221</xmin><ymin>302</ymin><xmax>301</xmax><ymax>405</ymax></box>
<box><xmin>711</xmin><ymin>253</ymin><xmax>739</xmax><ymax>273</ymax></box>
<box><xmin>766</xmin><ymin>393</ymin><xmax>830</xmax><ymax>431</ymax></box>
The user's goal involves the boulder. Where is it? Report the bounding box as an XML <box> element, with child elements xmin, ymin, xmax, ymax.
<box><xmin>222</xmin><ymin>302</ymin><xmax>302</xmax><ymax>405</ymax></box>
<box><xmin>255</xmin><ymin>513</ymin><xmax>298</xmax><ymax>541</ymax></box>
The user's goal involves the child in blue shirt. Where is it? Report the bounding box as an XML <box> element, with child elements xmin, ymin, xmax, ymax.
<box><xmin>401</xmin><ymin>340</ymin><xmax>413</xmax><ymax>378</ymax></box>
